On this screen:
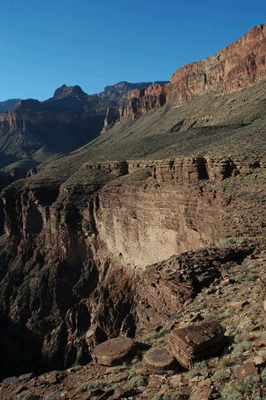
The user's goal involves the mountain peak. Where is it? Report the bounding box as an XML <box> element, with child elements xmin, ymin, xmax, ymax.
<box><xmin>52</xmin><ymin>84</ymin><xmax>87</xmax><ymax>101</ymax></box>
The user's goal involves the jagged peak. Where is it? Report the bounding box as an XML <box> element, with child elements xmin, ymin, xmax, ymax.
<box><xmin>52</xmin><ymin>84</ymin><xmax>88</xmax><ymax>101</ymax></box>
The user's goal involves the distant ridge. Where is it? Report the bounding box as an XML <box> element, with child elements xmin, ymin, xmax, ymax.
<box><xmin>0</xmin><ymin>99</ymin><xmax>21</xmax><ymax>113</ymax></box>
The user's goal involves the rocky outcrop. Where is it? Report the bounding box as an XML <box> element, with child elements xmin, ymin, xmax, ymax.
<box><xmin>120</xmin><ymin>83</ymin><xmax>168</xmax><ymax>119</ymax></box>
<box><xmin>169</xmin><ymin>23</ymin><xmax>266</xmax><ymax>104</ymax></box>
<box><xmin>98</xmin><ymin>81</ymin><xmax>169</xmax><ymax>106</ymax></box>
<box><xmin>82</xmin><ymin>155</ymin><xmax>264</xmax><ymax>184</ymax></box>
<box><xmin>101</xmin><ymin>107</ymin><xmax>120</xmax><ymax>133</ymax></box>
<box><xmin>134</xmin><ymin>245</ymin><xmax>255</xmax><ymax>330</ymax></box>
<box><xmin>121</xmin><ymin>23</ymin><xmax>266</xmax><ymax>119</ymax></box>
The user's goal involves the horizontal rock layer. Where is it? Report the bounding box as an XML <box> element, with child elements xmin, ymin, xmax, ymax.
<box><xmin>82</xmin><ymin>155</ymin><xmax>264</xmax><ymax>183</ymax></box>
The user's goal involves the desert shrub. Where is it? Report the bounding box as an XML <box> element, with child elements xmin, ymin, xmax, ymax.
<box><xmin>128</xmin><ymin>375</ymin><xmax>145</xmax><ymax>388</ymax></box>
<box><xmin>162</xmin><ymin>391</ymin><xmax>182</xmax><ymax>399</ymax></box>
<box><xmin>87</xmin><ymin>380</ymin><xmax>105</xmax><ymax>390</ymax></box>
<box><xmin>212</xmin><ymin>367</ymin><xmax>232</xmax><ymax>382</ymax></box>
<box><xmin>221</xmin><ymin>375</ymin><xmax>260</xmax><ymax>399</ymax></box>
<box><xmin>188</xmin><ymin>360</ymin><xmax>208</xmax><ymax>378</ymax></box>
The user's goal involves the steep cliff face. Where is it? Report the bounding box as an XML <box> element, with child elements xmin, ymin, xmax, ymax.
<box><xmin>0</xmin><ymin>173</ymin><xmax>135</xmax><ymax>379</ymax></box>
<box><xmin>120</xmin><ymin>83</ymin><xmax>168</xmax><ymax>119</ymax></box>
<box><xmin>95</xmin><ymin>181</ymin><xmax>223</xmax><ymax>268</ymax></box>
<box><xmin>121</xmin><ymin>23</ymin><xmax>266</xmax><ymax>119</ymax></box>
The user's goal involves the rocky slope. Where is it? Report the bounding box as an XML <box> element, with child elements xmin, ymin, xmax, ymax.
<box><xmin>0</xmin><ymin>22</ymin><xmax>266</xmax><ymax>400</ymax></box>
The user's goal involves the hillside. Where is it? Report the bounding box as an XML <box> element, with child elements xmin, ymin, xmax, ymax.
<box><xmin>0</xmin><ymin>23</ymin><xmax>266</xmax><ymax>400</ymax></box>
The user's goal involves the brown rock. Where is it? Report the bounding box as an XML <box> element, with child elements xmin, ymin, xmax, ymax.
<box><xmin>120</xmin><ymin>24</ymin><xmax>266</xmax><ymax>119</ymax></box>
<box><xmin>167</xmin><ymin>321</ymin><xmax>225</xmax><ymax>370</ymax></box>
<box><xmin>190</xmin><ymin>386</ymin><xmax>214</xmax><ymax>400</ymax></box>
<box><xmin>108</xmin><ymin>371</ymin><xmax>128</xmax><ymax>384</ymax></box>
<box><xmin>92</xmin><ymin>337</ymin><xmax>135</xmax><ymax>366</ymax></box>
<box><xmin>142</xmin><ymin>347</ymin><xmax>178</xmax><ymax>373</ymax></box>
<box><xmin>233</xmin><ymin>361</ymin><xmax>259</xmax><ymax>379</ymax></box>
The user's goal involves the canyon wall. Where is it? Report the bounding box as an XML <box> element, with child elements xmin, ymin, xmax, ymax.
<box><xmin>121</xmin><ymin>23</ymin><xmax>266</xmax><ymax>119</ymax></box>
<box><xmin>0</xmin><ymin>150</ymin><xmax>264</xmax><ymax>378</ymax></box>
<box><xmin>0</xmin><ymin>165</ymin><xmax>226</xmax><ymax>378</ymax></box>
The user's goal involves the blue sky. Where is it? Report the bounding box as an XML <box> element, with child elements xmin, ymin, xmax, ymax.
<box><xmin>1</xmin><ymin>0</ymin><xmax>265</xmax><ymax>101</ymax></box>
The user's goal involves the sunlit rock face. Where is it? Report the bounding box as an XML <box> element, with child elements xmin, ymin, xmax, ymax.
<box><xmin>121</xmin><ymin>23</ymin><xmax>266</xmax><ymax>119</ymax></box>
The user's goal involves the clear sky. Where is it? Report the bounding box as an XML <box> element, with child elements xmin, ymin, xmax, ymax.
<box><xmin>1</xmin><ymin>0</ymin><xmax>265</xmax><ymax>101</ymax></box>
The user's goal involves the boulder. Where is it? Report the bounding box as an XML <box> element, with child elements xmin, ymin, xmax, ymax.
<box><xmin>167</xmin><ymin>321</ymin><xmax>225</xmax><ymax>370</ymax></box>
<box><xmin>233</xmin><ymin>361</ymin><xmax>260</xmax><ymax>379</ymax></box>
<box><xmin>142</xmin><ymin>347</ymin><xmax>178</xmax><ymax>373</ymax></box>
<box><xmin>92</xmin><ymin>337</ymin><xmax>135</xmax><ymax>366</ymax></box>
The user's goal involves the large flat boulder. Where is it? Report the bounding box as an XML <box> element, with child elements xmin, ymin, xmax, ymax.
<box><xmin>142</xmin><ymin>347</ymin><xmax>178</xmax><ymax>373</ymax></box>
<box><xmin>167</xmin><ymin>321</ymin><xmax>225</xmax><ymax>370</ymax></box>
<box><xmin>92</xmin><ymin>337</ymin><xmax>135</xmax><ymax>366</ymax></box>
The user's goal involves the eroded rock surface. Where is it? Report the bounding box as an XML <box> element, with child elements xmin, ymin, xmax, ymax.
<box><xmin>167</xmin><ymin>321</ymin><xmax>225</xmax><ymax>370</ymax></box>
<box><xmin>121</xmin><ymin>23</ymin><xmax>266</xmax><ymax>119</ymax></box>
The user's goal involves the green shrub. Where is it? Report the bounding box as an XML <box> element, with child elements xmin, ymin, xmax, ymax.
<box><xmin>221</xmin><ymin>376</ymin><xmax>260</xmax><ymax>399</ymax></box>
<box><xmin>212</xmin><ymin>367</ymin><xmax>232</xmax><ymax>382</ymax></box>
<box><xmin>188</xmin><ymin>360</ymin><xmax>208</xmax><ymax>378</ymax></box>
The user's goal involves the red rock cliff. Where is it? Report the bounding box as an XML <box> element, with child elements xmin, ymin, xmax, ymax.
<box><xmin>121</xmin><ymin>23</ymin><xmax>266</xmax><ymax>118</ymax></box>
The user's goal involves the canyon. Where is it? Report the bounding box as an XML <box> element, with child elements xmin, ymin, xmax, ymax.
<box><xmin>0</xmin><ymin>23</ymin><xmax>266</xmax><ymax>399</ymax></box>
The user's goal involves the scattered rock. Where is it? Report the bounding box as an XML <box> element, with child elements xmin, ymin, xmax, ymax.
<box><xmin>19</xmin><ymin>373</ymin><xmax>34</xmax><ymax>381</ymax></box>
<box><xmin>108</xmin><ymin>371</ymin><xmax>128</xmax><ymax>384</ymax></box>
<box><xmin>167</xmin><ymin>321</ymin><xmax>225</xmax><ymax>370</ymax></box>
<box><xmin>13</xmin><ymin>384</ymin><xmax>28</xmax><ymax>395</ymax></box>
<box><xmin>142</xmin><ymin>347</ymin><xmax>178</xmax><ymax>373</ymax></box>
<box><xmin>233</xmin><ymin>361</ymin><xmax>260</xmax><ymax>379</ymax></box>
<box><xmin>252</xmin><ymin>337</ymin><xmax>266</xmax><ymax>349</ymax></box>
<box><xmin>44</xmin><ymin>391</ymin><xmax>65</xmax><ymax>400</ymax></box>
<box><xmin>220</xmin><ymin>278</ymin><xmax>235</xmax><ymax>287</ymax></box>
<box><xmin>17</xmin><ymin>390</ymin><xmax>40</xmax><ymax>400</ymax></box>
<box><xmin>92</xmin><ymin>337</ymin><xmax>135</xmax><ymax>366</ymax></box>
<box><xmin>228</xmin><ymin>300</ymin><xmax>249</xmax><ymax>308</ymax></box>
<box><xmin>3</xmin><ymin>376</ymin><xmax>20</xmax><ymax>387</ymax></box>
<box><xmin>190</xmin><ymin>386</ymin><xmax>214</xmax><ymax>400</ymax></box>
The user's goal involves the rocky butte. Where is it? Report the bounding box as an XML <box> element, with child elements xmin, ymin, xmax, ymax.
<box><xmin>0</xmin><ymin>23</ymin><xmax>266</xmax><ymax>399</ymax></box>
